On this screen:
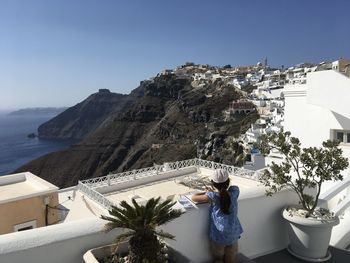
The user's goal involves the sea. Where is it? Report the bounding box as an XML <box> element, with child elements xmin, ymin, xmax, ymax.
<box><xmin>0</xmin><ymin>111</ymin><xmax>75</xmax><ymax>176</ymax></box>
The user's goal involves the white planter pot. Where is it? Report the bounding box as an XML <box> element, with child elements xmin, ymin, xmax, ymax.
<box><xmin>83</xmin><ymin>242</ymin><xmax>128</xmax><ymax>263</ymax></box>
<box><xmin>282</xmin><ymin>207</ymin><xmax>339</xmax><ymax>262</ymax></box>
<box><xmin>83</xmin><ymin>242</ymin><xmax>190</xmax><ymax>263</ymax></box>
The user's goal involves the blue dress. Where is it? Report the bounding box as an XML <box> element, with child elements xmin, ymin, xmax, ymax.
<box><xmin>206</xmin><ymin>185</ymin><xmax>243</xmax><ymax>245</ymax></box>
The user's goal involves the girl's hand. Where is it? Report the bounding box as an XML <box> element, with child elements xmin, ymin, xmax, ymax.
<box><xmin>205</xmin><ymin>186</ymin><xmax>214</xmax><ymax>192</ymax></box>
<box><xmin>192</xmin><ymin>192</ymin><xmax>210</xmax><ymax>203</ymax></box>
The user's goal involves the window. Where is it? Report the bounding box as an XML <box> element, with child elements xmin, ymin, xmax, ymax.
<box><xmin>17</xmin><ymin>226</ymin><xmax>33</xmax><ymax>231</ymax></box>
<box><xmin>332</xmin><ymin>130</ymin><xmax>350</xmax><ymax>144</ymax></box>
<box><xmin>13</xmin><ymin>220</ymin><xmax>37</xmax><ymax>232</ymax></box>
<box><xmin>336</xmin><ymin>132</ymin><xmax>344</xmax><ymax>142</ymax></box>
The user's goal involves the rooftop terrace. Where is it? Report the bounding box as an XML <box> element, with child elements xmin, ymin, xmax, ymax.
<box><xmin>76</xmin><ymin>158</ymin><xmax>262</xmax><ymax>210</ymax></box>
<box><xmin>1</xmin><ymin>159</ymin><xmax>349</xmax><ymax>263</ymax></box>
<box><xmin>0</xmin><ymin>172</ymin><xmax>59</xmax><ymax>204</ymax></box>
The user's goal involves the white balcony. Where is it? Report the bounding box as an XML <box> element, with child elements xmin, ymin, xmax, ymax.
<box><xmin>0</xmin><ymin>159</ymin><xmax>349</xmax><ymax>263</ymax></box>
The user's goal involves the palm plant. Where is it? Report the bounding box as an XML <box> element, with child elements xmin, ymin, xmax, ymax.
<box><xmin>101</xmin><ymin>197</ymin><xmax>183</xmax><ymax>263</ymax></box>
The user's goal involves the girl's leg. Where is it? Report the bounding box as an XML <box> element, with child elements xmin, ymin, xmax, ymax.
<box><xmin>209</xmin><ymin>239</ymin><xmax>225</xmax><ymax>263</ymax></box>
<box><xmin>224</xmin><ymin>242</ymin><xmax>238</xmax><ymax>263</ymax></box>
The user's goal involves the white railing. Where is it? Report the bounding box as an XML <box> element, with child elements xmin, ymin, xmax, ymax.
<box><xmin>195</xmin><ymin>158</ymin><xmax>238</xmax><ymax>174</ymax></box>
<box><xmin>319</xmin><ymin>176</ymin><xmax>350</xmax><ymax>216</ymax></box>
<box><xmin>78</xmin><ymin>181</ymin><xmax>113</xmax><ymax>209</ymax></box>
<box><xmin>288</xmin><ymin>77</ymin><xmax>307</xmax><ymax>85</ymax></box>
<box><xmin>80</xmin><ymin>165</ymin><xmax>162</xmax><ymax>188</ymax></box>
<box><xmin>78</xmin><ymin>158</ymin><xmax>261</xmax><ymax>209</ymax></box>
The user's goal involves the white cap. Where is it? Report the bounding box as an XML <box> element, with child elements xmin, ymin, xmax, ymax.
<box><xmin>212</xmin><ymin>169</ymin><xmax>229</xmax><ymax>183</ymax></box>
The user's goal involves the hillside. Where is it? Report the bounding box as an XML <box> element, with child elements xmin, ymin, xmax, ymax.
<box><xmin>16</xmin><ymin>74</ymin><xmax>258</xmax><ymax>188</ymax></box>
<box><xmin>37</xmin><ymin>89</ymin><xmax>128</xmax><ymax>140</ymax></box>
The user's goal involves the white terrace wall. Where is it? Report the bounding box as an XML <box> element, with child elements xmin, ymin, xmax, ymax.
<box><xmin>165</xmin><ymin>188</ymin><xmax>300</xmax><ymax>261</ymax></box>
<box><xmin>0</xmin><ymin>218</ymin><xmax>120</xmax><ymax>263</ymax></box>
<box><xmin>0</xmin><ymin>189</ymin><xmax>299</xmax><ymax>263</ymax></box>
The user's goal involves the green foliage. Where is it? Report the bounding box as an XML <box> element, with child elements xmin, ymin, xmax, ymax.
<box><xmin>227</xmin><ymin>140</ymin><xmax>246</xmax><ymax>167</ymax></box>
<box><xmin>257</xmin><ymin>130</ymin><xmax>349</xmax><ymax>216</ymax></box>
<box><xmin>101</xmin><ymin>197</ymin><xmax>183</xmax><ymax>263</ymax></box>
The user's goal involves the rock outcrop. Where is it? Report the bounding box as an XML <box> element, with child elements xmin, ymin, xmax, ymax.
<box><xmin>17</xmin><ymin>75</ymin><xmax>258</xmax><ymax>188</ymax></box>
<box><xmin>38</xmin><ymin>89</ymin><xmax>128</xmax><ymax>140</ymax></box>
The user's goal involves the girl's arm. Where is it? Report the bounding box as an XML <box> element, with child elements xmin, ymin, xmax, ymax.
<box><xmin>230</xmin><ymin>185</ymin><xmax>240</xmax><ymax>198</ymax></box>
<box><xmin>191</xmin><ymin>192</ymin><xmax>210</xmax><ymax>203</ymax></box>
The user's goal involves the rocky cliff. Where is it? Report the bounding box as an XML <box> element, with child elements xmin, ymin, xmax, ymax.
<box><xmin>17</xmin><ymin>75</ymin><xmax>258</xmax><ymax>188</ymax></box>
<box><xmin>38</xmin><ymin>89</ymin><xmax>128</xmax><ymax>140</ymax></box>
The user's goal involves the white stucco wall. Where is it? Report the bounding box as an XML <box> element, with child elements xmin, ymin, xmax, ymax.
<box><xmin>284</xmin><ymin>84</ymin><xmax>336</xmax><ymax>148</ymax></box>
<box><xmin>0</xmin><ymin>218</ymin><xmax>119</xmax><ymax>263</ymax></box>
<box><xmin>0</xmin><ymin>189</ymin><xmax>299</xmax><ymax>263</ymax></box>
<box><xmin>283</xmin><ymin>71</ymin><xmax>350</xmax><ymax>193</ymax></box>
<box><xmin>237</xmin><ymin>189</ymin><xmax>299</xmax><ymax>258</ymax></box>
<box><xmin>284</xmin><ymin>72</ymin><xmax>350</xmax><ymax>150</ymax></box>
<box><xmin>308</xmin><ymin>70</ymin><xmax>350</xmax><ymax>118</ymax></box>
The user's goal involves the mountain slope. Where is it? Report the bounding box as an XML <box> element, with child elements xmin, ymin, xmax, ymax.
<box><xmin>38</xmin><ymin>89</ymin><xmax>128</xmax><ymax>140</ymax></box>
<box><xmin>17</xmin><ymin>75</ymin><xmax>258</xmax><ymax>188</ymax></box>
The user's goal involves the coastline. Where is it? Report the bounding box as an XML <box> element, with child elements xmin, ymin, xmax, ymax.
<box><xmin>0</xmin><ymin>113</ymin><xmax>75</xmax><ymax>176</ymax></box>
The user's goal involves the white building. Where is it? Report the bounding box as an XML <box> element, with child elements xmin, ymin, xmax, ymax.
<box><xmin>233</xmin><ymin>77</ymin><xmax>249</xmax><ymax>89</ymax></box>
<box><xmin>283</xmin><ymin>69</ymin><xmax>350</xmax><ymax>215</ymax></box>
<box><xmin>193</xmin><ymin>72</ymin><xmax>206</xmax><ymax>81</ymax></box>
<box><xmin>332</xmin><ymin>59</ymin><xmax>350</xmax><ymax>75</ymax></box>
<box><xmin>283</xmin><ymin>70</ymin><xmax>350</xmax><ymax>155</ymax></box>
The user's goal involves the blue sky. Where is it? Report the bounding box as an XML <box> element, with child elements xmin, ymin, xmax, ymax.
<box><xmin>1</xmin><ymin>0</ymin><xmax>349</xmax><ymax>109</ymax></box>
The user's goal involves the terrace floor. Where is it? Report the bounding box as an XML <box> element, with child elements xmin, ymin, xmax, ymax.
<box><xmin>103</xmin><ymin>169</ymin><xmax>264</xmax><ymax>206</ymax></box>
<box><xmin>253</xmin><ymin>246</ymin><xmax>350</xmax><ymax>263</ymax></box>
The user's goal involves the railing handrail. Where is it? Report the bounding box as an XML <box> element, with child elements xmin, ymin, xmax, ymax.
<box><xmin>80</xmin><ymin>158</ymin><xmax>198</xmax><ymax>187</ymax></box>
<box><xmin>79</xmin><ymin>158</ymin><xmax>260</xmax><ymax>187</ymax></box>
<box><xmin>319</xmin><ymin>176</ymin><xmax>350</xmax><ymax>202</ymax></box>
<box><xmin>77</xmin><ymin>158</ymin><xmax>261</xmax><ymax>209</ymax></box>
<box><xmin>332</xmin><ymin>194</ymin><xmax>350</xmax><ymax>216</ymax></box>
<box><xmin>77</xmin><ymin>181</ymin><xmax>113</xmax><ymax>209</ymax></box>
<box><xmin>317</xmin><ymin>175</ymin><xmax>350</xmax><ymax>216</ymax></box>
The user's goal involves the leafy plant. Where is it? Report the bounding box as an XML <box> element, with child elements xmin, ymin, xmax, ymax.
<box><xmin>257</xmin><ymin>130</ymin><xmax>349</xmax><ymax>216</ymax></box>
<box><xmin>101</xmin><ymin>197</ymin><xmax>183</xmax><ymax>263</ymax></box>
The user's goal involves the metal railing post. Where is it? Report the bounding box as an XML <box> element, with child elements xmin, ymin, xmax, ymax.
<box><xmin>107</xmin><ymin>173</ymin><xmax>111</xmax><ymax>186</ymax></box>
<box><xmin>346</xmin><ymin>183</ymin><xmax>350</xmax><ymax>215</ymax></box>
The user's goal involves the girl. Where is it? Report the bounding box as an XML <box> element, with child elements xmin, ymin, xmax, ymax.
<box><xmin>192</xmin><ymin>169</ymin><xmax>243</xmax><ymax>263</ymax></box>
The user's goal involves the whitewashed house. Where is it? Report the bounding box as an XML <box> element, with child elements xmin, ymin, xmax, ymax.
<box><xmin>281</xmin><ymin>69</ymin><xmax>350</xmax><ymax>247</ymax></box>
<box><xmin>332</xmin><ymin>58</ymin><xmax>350</xmax><ymax>74</ymax></box>
<box><xmin>193</xmin><ymin>72</ymin><xmax>206</xmax><ymax>81</ymax></box>
<box><xmin>283</xmin><ymin>70</ymin><xmax>350</xmax><ymax>153</ymax></box>
<box><xmin>232</xmin><ymin>76</ymin><xmax>249</xmax><ymax>89</ymax></box>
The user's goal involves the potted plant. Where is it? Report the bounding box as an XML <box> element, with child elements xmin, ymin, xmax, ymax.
<box><xmin>257</xmin><ymin>130</ymin><xmax>349</xmax><ymax>262</ymax></box>
<box><xmin>100</xmin><ymin>197</ymin><xmax>184</xmax><ymax>263</ymax></box>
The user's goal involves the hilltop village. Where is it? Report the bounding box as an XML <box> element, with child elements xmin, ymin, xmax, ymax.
<box><xmin>2</xmin><ymin>58</ymin><xmax>350</xmax><ymax>263</ymax></box>
<box><xmin>153</xmin><ymin>59</ymin><xmax>350</xmax><ymax>168</ymax></box>
<box><xmin>14</xmin><ymin>58</ymin><xmax>350</xmax><ymax>188</ymax></box>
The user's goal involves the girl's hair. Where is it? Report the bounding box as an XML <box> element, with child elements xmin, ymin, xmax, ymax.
<box><xmin>212</xmin><ymin>178</ymin><xmax>231</xmax><ymax>215</ymax></box>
